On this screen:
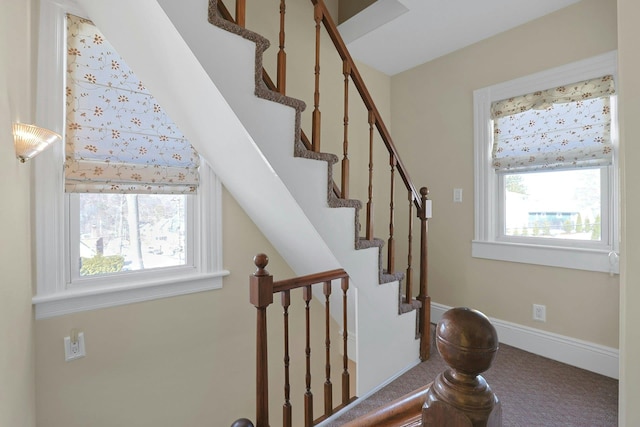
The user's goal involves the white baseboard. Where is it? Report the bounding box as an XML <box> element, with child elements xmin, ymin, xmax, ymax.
<box><xmin>431</xmin><ymin>302</ymin><xmax>619</xmax><ymax>379</ymax></box>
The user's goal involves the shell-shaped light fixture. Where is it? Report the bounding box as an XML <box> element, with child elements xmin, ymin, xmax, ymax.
<box><xmin>13</xmin><ymin>122</ymin><xmax>61</xmax><ymax>163</ymax></box>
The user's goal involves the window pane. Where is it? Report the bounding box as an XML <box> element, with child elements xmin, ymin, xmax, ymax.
<box><xmin>78</xmin><ymin>194</ymin><xmax>187</xmax><ymax>276</ymax></box>
<box><xmin>504</xmin><ymin>169</ymin><xmax>601</xmax><ymax>241</ymax></box>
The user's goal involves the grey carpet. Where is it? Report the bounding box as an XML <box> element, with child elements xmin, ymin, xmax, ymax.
<box><xmin>326</xmin><ymin>335</ymin><xmax>618</xmax><ymax>426</ymax></box>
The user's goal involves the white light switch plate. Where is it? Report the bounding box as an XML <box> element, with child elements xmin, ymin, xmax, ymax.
<box><xmin>453</xmin><ymin>188</ymin><xmax>463</xmax><ymax>203</ymax></box>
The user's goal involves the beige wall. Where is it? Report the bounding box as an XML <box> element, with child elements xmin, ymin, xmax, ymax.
<box><xmin>19</xmin><ymin>0</ymin><xmax>636</xmax><ymax>424</ymax></box>
<box><xmin>617</xmin><ymin>0</ymin><xmax>640</xmax><ymax>423</ymax></box>
<box><xmin>391</xmin><ymin>0</ymin><xmax>619</xmax><ymax>347</ymax></box>
<box><xmin>0</xmin><ymin>0</ymin><xmax>37</xmax><ymax>425</ymax></box>
<box><xmin>36</xmin><ymin>189</ymin><xmax>347</xmax><ymax>427</ymax></box>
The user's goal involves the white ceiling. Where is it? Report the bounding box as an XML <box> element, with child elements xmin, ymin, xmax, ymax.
<box><xmin>338</xmin><ymin>0</ymin><xmax>582</xmax><ymax>76</ymax></box>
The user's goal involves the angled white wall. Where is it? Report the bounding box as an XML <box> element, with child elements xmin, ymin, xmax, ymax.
<box><xmin>156</xmin><ymin>0</ymin><xmax>421</xmax><ymax>395</ymax></box>
<box><xmin>75</xmin><ymin>0</ymin><xmax>421</xmax><ymax>396</ymax></box>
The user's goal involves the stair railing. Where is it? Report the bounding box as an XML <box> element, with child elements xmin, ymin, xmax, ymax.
<box><xmin>341</xmin><ymin>308</ymin><xmax>502</xmax><ymax>427</ymax></box>
<box><xmin>234</xmin><ymin>253</ymin><xmax>356</xmax><ymax>427</ymax></box>
<box><xmin>212</xmin><ymin>0</ymin><xmax>431</xmax><ymax>361</ymax></box>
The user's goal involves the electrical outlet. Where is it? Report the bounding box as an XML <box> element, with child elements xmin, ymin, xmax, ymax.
<box><xmin>64</xmin><ymin>332</ymin><xmax>86</xmax><ymax>361</ymax></box>
<box><xmin>533</xmin><ymin>304</ymin><xmax>546</xmax><ymax>322</ymax></box>
<box><xmin>453</xmin><ymin>188</ymin><xmax>463</xmax><ymax>203</ymax></box>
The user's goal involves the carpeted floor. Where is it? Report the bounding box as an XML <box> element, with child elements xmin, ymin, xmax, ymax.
<box><xmin>325</xmin><ymin>334</ymin><xmax>618</xmax><ymax>426</ymax></box>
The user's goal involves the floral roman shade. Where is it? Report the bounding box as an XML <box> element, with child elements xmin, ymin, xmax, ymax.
<box><xmin>491</xmin><ymin>75</ymin><xmax>615</xmax><ymax>173</ymax></box>
<box><xmin>65</xmin><ymin>14</ymin><xmax>200</xmax><ymax>194</ymax></box>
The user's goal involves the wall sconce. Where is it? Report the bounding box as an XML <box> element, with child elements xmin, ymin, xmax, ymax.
<box><xmin>12</xmin><ymin>122</ymin><xmax>62</xmax><ymax>163</ymax></box>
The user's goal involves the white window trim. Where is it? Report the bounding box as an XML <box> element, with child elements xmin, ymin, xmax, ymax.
<box><xmin>473</xmin><ymin>51</ymin><xmax>620</xmax><ymax>274</ymax></box>
<box><xmin>33</xmin><ymin>0</ymin><xmax>228</xmax><ymax>319</ymax></box>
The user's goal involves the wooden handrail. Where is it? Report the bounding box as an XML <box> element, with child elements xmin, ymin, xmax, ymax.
<box><xmin>273</xmin><ymin>268</ymin><xmax>348</xmax><ymax>292</ymax></box>
<box><xmin>309</xmin><ymin>0</ymin><xmax>422</xmax><ymax>209</ymax></box>
<box><xmin>215</xmin><ymin>0</ymin><xmax>420</xmax><ymax>207</ymax></box>
<box><xmin>341</xmin><ymin>386</ymin><xmax>427</xmax><ymax>427</ymax></box>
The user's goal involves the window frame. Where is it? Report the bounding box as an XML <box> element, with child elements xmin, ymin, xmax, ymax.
<box><xmin>473</xmin><ymin>51</ymin><xmax>620</xmax><ymax>274</ymax></box>
<box><xmin>33</xmin><ymin>0</ymin><xmax>228</xmax><ymax>319</ymax></box>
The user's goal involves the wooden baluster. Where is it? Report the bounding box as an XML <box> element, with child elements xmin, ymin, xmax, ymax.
<box><xmin>341</xmin><ymin>277</ymin><xmax>350</xmax><ymax>404</ymax></box>
<box><xmin>277</xmin><ymin>0</ymin><xmax>287</xmax><ymax>94</ymax></box>
<box><xmin>236</xmin><ymin>0</ymin><xmax>246</xmax><ymax>27</ymax></box>
<box><xmin>366</xmin><ymin>110</ymin><xmax>375</xmax><ymax>240</ymax></box>
<box><xmin>406</xmin><ymin>191</ymin><xmax>414</xmax><ymax>304</ymax></box>
<box><xmin>323</xmin><ymin>281</ymin><xmax>333</xmax><ymax>417</ymax></box>
<box><xmin>282</xmin><ymin>290</ymin><xmax>292</xmax><ymax>427</ymax></box>
<box><xmin>250</xmin><ymin>254</ymin><xmax>274</xmax><ymax>427</ymax></box>
<box><xmin>418</xmin><ymin>187</ymin><xmax>431</xmax><ymax>361</ymax></box>
<box><xmin>303</xmin><ymin>285</ymin><xmax>314</xmax><ymax>427</ymax></box>
<box><xmin>312</xmin><ymin>3</ymin><xmax>322</xmax><ymax>152</ymax></box>
<box><xmin>387</xmin><ymin>155</ymin><xmax>396</xmax><ymax>273</ymax></box>
<box><xmin>341</xmin><ymin>60</ymin><xmax>350</xmax><ymax>199</ymax></box>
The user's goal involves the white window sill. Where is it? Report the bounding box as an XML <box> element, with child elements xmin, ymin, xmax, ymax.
<box><xmin>472</xmin><ymin>240</ymin><xmax>619</xmax><ymax>274</ymax></box>
<box><xmin>32</xmin><ymin>270</ymin><xmax>230</xmax><ymax>319</ymax></box>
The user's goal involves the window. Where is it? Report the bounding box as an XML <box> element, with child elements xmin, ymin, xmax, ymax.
<box><xmin>473</xmin><ymin>52</ymin><xmax>619</xmax><ymax>274</ymax></box>
<box><xmin>33</xmin><ymin>1</ymin><xmax>228</xmax><ymax>319</ymax></box>
<box><xmin>71</xmin><ymin>194</ymin><xmax>189</xmax><ymax>278</ymax></box>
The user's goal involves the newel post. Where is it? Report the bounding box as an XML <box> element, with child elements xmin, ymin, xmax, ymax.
<box><xmin>251</xmin><ymin>254</ymin><xmax>274</xmax><ymax>427</ymax></box>
<box><xmin>422</xmin><ymin>307</ymin><xmax>501</xmax><ymax>426</ymax></box>
<box><xmin>418</xmin><ymin>187</ymin><xmax>431</xmax><ymax>361</ymax></box>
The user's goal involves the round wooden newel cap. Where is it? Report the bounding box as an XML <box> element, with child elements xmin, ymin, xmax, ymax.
<box><xmin>231</xmin><ymin>418</ymin><xmax>254</xmax><ymax>427</ymax></box>
<box><xmin>436</xmin><ymin>307</ymin><xmax>498</xmax><ymax>376</ymax></box>
<box><xmin>253</xmin><ymin>253</ymin><xmax>269</xmax><ymax>269</ymax></box>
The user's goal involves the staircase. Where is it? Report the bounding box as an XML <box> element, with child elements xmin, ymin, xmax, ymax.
<box><xmin>79</xmin><ymin>0</ymin><xmax>428</xmax><ymax>397</ymax></box>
